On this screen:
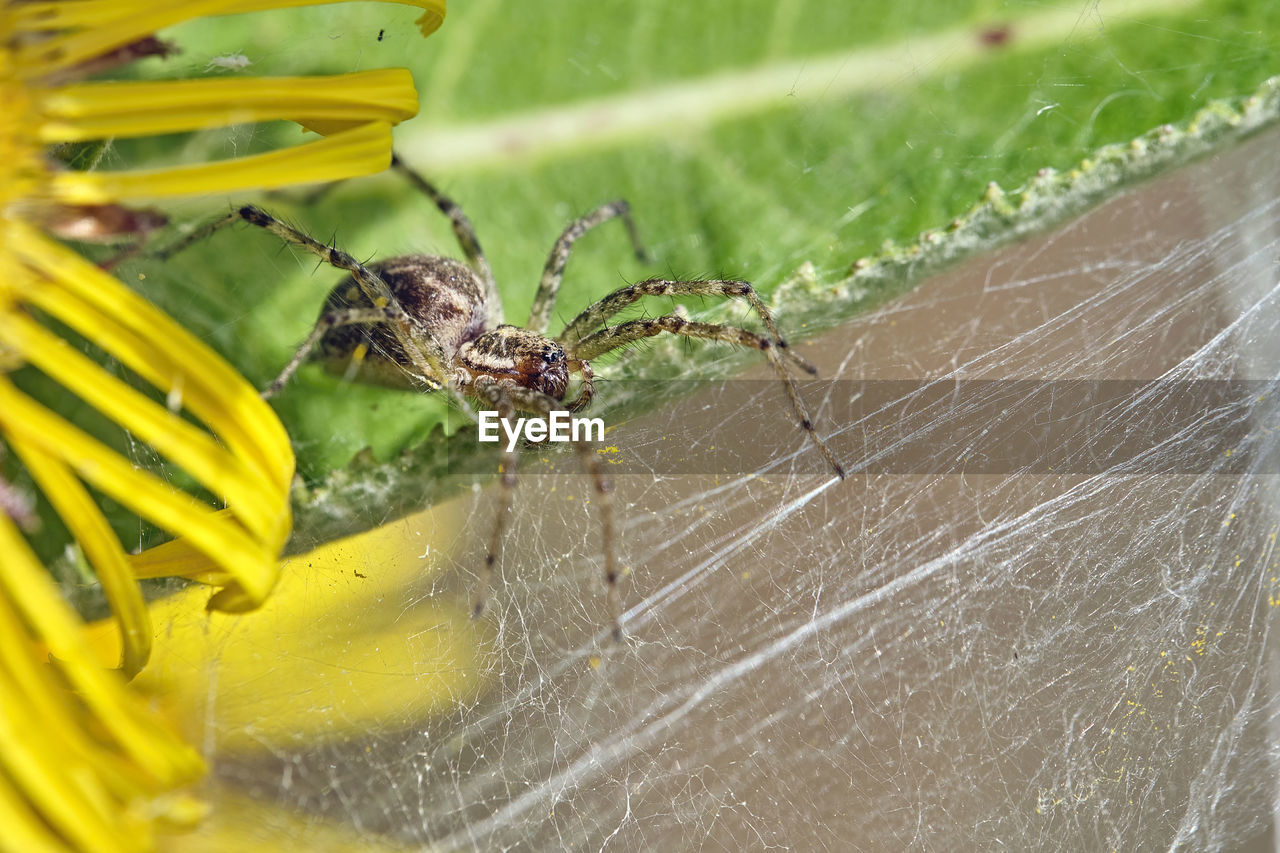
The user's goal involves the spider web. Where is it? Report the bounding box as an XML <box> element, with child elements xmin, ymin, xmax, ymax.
<box><xmin>190</xmin><ymin>121</ymin><xmax>1280</xmax><ymax>848</ymax></box>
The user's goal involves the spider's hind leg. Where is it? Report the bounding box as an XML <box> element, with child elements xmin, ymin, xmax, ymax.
<box><xmin>261</xmin><ymin>305</ymin><xmax>402</xmax><ymax>399</ymax></box>
<box><xmin>150</xmin><ymin>204</ymin><xmax>452</xmax><ymax>396</ymax></box>
<box><xmin>390</xmin><ymin>154</ymin><xmax>501</xmax><ymax>323</ymax></box>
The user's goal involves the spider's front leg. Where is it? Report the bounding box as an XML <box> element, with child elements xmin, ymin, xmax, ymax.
<box><xmin>469</xmin><ymin>377</ymin><xmax>523</xmax><ymax>621</ymax></box>
<box><xmin>470</xmin><ymin>377</ymin><xmax>622</xmax><ymax>642</ymax></box>
<box><xmin>526</xmin><ymin>200</ymin><xmax>649</xmax><ymax>335</ymax></box>
<box><xmin>569</xmin><ymin>312</ymin><xmax>847</xmax><ymax>479</ymax></box>
<box><xmin>565</xmin><ymin>359</ymin><xmax>595</xmax><ymax>413</ymax></box>
<box><xmin>557</xmin><ymin>278</ymin><xmax>818</xmax><ymax>377</ymax></box>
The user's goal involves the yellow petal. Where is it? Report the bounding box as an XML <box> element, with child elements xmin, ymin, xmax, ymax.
<box><xmin>39</xmin><ymin>70</ymin><xmax>418</xmax><ymax>142</ymax></box>
<box><xmin>2</xmin><ymin>311</ymin><xmax>279</xmax><ymax>530</ymax></box>
<box><xmin>46</xmin><ymin>119</ymin><xmax>397</xmax><ymax>203</ymax></box>
<box><xmin>214</xmin><ymin>0</ymin><xmax>448</xmax><ymax>37</ymax></box>
<box><xmin>8</xmin><ymin>226</ymin><xmax>293</xmax><ymax>512</ymax></box>
<box><xmin>15</xmin><ymin>0</ymin><xmax>249</xmax><ymax>80</ymax></box>
<box><xmin>0</xmin><ymin>380</ymin><xmax>282</xmax><ymax>606</ymax></box>
<box><xmin>91</xmin><ymin>501</ymin><xmax>486</xmax><ymax>755</ymax></box>
<box><xmin>159</xmin><ymin>787</ymin><xmax>412</xmax><ymax>852</ymax></box>
<box><xmin>0</xmin><ymin>684</ymin><xmax>131</xmax><ymax>850</ymax></box>
<box><xmin>15</xmin><ymin>0</ymin><xmax>445</xmax><ymax>39</ymax></box>
<box><xmin>0</xmin><ymin>514</ymin><xmax>204</xmax><ymax>784</ymax></box>
<box><xmin>0</xmin><ymin>771</ymin><xmax>71</xmax><ymax>852</ymax></box>
<box><xmin>2</xmin><ymin>227</ymin><xmax>292</xmax><ymax>613</ymax></box>
<box><xmin>129</xmin><ymin>531</ymin><xmax>235</xmax><ymax>587</ymax></box>
<box><xmin>11</xmin><ymin>440</ymin><xmax>152</xmax><ymax>678</ymax></box>
<box><xmin>0</xmin><ymin>515</ymin><xmax>204</xmax><ymax>851</ymax></box>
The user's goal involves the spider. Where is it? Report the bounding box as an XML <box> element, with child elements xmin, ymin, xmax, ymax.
<box><xmin>157</xmin><ymin>155</ymin><xmax>846</xmax><ymax>641</ymax></box>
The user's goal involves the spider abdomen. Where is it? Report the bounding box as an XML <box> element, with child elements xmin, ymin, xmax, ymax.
<box><xmin>315</xmin><ymin>254</ymin><xmax>489</xmax><ymax>388</ymax></box>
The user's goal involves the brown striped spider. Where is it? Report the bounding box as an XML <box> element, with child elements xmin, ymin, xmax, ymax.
<box><xmin>157</xmin><ymin>155</ymin><xmax>845</xmax><ymax>641</ymax></box>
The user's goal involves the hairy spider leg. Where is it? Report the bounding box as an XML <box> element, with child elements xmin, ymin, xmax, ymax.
<box><xmin>261</xmin><ymin>306</ymin><xmax>402</xmax><ymax>399</ymax></box>
<box><xmin>557</xmin><ymin>278</ymin><xmax>818</xmax><ymax>376</ymax></box>
<box><xmin>153</xmin><ymin>205</ymin><xmax>455</xmax><ymax>398</ymax></box>
<box><xmin>526</xmin><ymin>200</ymin><xmax>649</xmax><ymax>335</ymax></box>
<box><xmin>571</xmin><ymin>313</ymin><xmax>847</xmax><ymax>479</ymax></box>
<box><xmin>148</xmin><ymin>209</ymin><xmax>240</xmax><ymax>262</ymax></box>
<box><xmin>565</xmin><ymin>358</ymin><xmax>595</xmax><ymax>413</ymax></box>
<box><xmin>390</xmin><ymin>154</ymin><xmax>503</xmax><ymax>327</ymax></box>
<box><xmin>470</xmin><ymin>377</ymin><xmax>623</xmax><ymax>642</ymax></box>
<box><xmin>470</xmin><ymin>378</ymin><xmax>522</xmax><ymax>621</ymax></box>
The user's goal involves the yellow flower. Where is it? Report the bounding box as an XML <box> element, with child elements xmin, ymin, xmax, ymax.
<box><xmin>0</xmin><ymin>1</ymin><xmax>447</xmax><ymax>848</ymax></box>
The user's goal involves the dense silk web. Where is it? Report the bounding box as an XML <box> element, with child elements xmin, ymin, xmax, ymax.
<box><xmin>192</xmin><ymin>122</ymin><xmax>1280</xmax><ymax>851</ymax></box>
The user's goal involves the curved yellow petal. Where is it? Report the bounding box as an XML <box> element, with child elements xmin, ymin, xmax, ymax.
<box><xmin>13</xmin><ymin>440</ymin><xmax>152</xmax><ymax>678</ymax></box>
<box><xmin>15</xmin><ymin>0</ymin><xmax>446</xmax><ymax>39</ymax></box>
<box><xmin>2</xmin><ymin>227</ymin><xmax>292</xmax><ymax>613</ymax></box>
<box><xmin>2</xmin><ymin>0</ymin><xmax>443</xmax><ymax>844</ymax></box>
<box><xmin>0</xmin><ymin>515</ymin><xmax>204</xmax><ymax>784</ymax></box>
<box><xmin>15</xmin><ymin>0</ymin><xmax>248</xmax><ymax>80</ymax></box>
<box><xmin>159</xmin><ymin>787</ymin><xmax>414</xmax><ymax>852</ymax></box>
<box><xmin>9</xmin><ymin>226</ymin><xmax>293</xmax><ymax>509</ymax></box>
<box><xmin>90</xmin><ymin>501</ymin><xmax>486</xmax><ymax>755</ymax></box>
<box><xmin>0</xmin><ymin>772</ymin><xmax>69</xmax><ymax>852</ymax></box>
<box><xmin>0</xmin><ymin>381</ymin><xmax>282</xmax><ymax>606</ymax></box>
<box><xmin>217</xmin><ymin>0</ymin><xmax>449</xmax><ymax>37</ymax></box>
<box><xmin>218</xmin><ymin>0</ymin><xmax>448</xmax><ymax>36</ymax></box>
<box><xmin>0</xmin><ymin>515</ymin><xmax>204</xmax><ymax>850</ymax></box>
<box><xmin>47</xmin><ymin>119</ymin><xmax>398</xmax><ymax>203</ymax></box>
<box><xmin>3</xmin><ymin>312</ymin><xmax>279</xmax><ymax>528</ymax></box>
<box><xmin>129</xmin><ymin>531</ymin><xmax>233</xmax><ymax>587</ymax></box>
<box><xmin>39</xmin><ymin>70</ymin><xmax>418</xmax><ymax>142</ymax></box>
<box><xmin>0</xmin><ymin>684</ymin><xmax>130</xmax><ymax>850</ymax></box>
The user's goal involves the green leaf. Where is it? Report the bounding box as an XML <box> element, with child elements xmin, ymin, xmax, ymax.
<box><xmin>111</xmin><ymin>0</ymin><xmax>1279</xmax><ymax>543</ymax></box>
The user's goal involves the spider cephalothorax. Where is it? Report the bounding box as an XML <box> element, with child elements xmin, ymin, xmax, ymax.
<box><xmin>456</xmin><ymin>326</ymin><xmax>572</xmax><ymax>400</ymax></box>
<box><xmin>157</xmin><ymin>155</ymin><xmax>844</xmax><ymax>641</ymax></box>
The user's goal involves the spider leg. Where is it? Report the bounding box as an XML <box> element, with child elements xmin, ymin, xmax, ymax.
<box><xmin>557</xmin><ymin>278</ymin><xmax>816</xmax><ymax>376</ymax></box>
<box><xmin>97</xmin><ymin>239</ymin><xmax>146</xmax><ymax>272</ymax></box>
<box><xmin>261</xmin><ymin>306</ymin><xmax>403</xmax><ymax>399</ymax></box>
<box><xmin>527</xmin><ymin>200</ymin><xmax>648</xmax><ymax>335</ymax></box>
<box><xmin>564</xmin><ymin>359</ymin><xmax>595</xmax><ymax>413</ymax></box>
<box><xmin>149</xmin><ymin>209</ymin><xmax>241</xmax><ymax>263</ymax></box>
<box><xmin>470</xmin><ymin>378</ymin><xmax>522</xmax><ymax>621</ymax></box>
<box><xmin>158</xmin><ymin>204</ymin><xmax>453</xmax><ymax>394</ymax></box>
<box><xmin>570</xmin><ymin>314</ymin><xmax>847</xmax><ymax>479</ymax></box>
<box><xmin>472</xmin><ymin>378</ymin><xmax>622</xmax><ymax>642</ymax></box>
<box><xmin>390</xmin><ymin>154</ymin><xmax>503</xmax><ymax>326</ymax></box>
